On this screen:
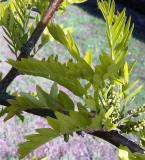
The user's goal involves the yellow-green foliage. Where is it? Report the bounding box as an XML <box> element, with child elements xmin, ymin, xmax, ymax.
<box><xmin>0</xmin><ymin>0</ymin><xmax>145</xmax><ymax>159</ymax></box>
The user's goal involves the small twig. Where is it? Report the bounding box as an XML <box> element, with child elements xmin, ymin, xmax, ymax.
<box><xmin>0</xmin><ymin>0</ymin><xmax>63</xmax><ymax>93</ymax></box>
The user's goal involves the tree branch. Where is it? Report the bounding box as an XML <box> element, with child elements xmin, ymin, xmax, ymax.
<box><xmin>0</xmin><ymin>0</ymin><xmax>64</xmax><ymax>93</ymax></box>
<box><xmin>0</xmin><ymin>94</ymin><xmax>144</xmax><ymax>154</ymax></box>
<box><xmin>85</xmin><ymin>129</ymin><xmax>145</xmax><ymax>154</ymax></box>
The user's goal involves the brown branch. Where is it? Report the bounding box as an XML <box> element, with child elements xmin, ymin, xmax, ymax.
<box><xmin>0</xmin><ymin>0</ymin><xmax>64</xmax><ymax>93</ymax></box>
<box><xmin>85</xmin><ymin>129</ymin><xmax>145</xmax><ymax>154</ymax></box>
<box><xmin>0</xmin><ymin>94</ymin><xmax>145</xmax><ymax>154</ymax></box>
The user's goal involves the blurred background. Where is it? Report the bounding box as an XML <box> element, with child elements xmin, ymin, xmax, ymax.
<box><xmin>0</xmin><ymin>0</ymin><xmax>145</xmax><ymax>159</ymax></box>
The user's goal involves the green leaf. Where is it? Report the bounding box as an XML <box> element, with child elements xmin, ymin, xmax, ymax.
<box><xmin>48</xmin><ymin>23</ymin><xmax>80</xmax><ymax>60</ymax></box>
<box><xmin>54</xmin><ymin>112</ymin><xmax>77</xmax><ymax>133</ymax></box>
<box><xmin>103</xmin><ymin>118</ymin><xmax>116</xmax><ymax>130</ymax></box>
<box><xmin>84</xmin><ymin>50</ymin><xmax>92</xmax><ymax>66</ymax></box>
<box><xmin>105</xmin><ymin>106</ymin><xmax>114</xmax><ymax>119</ymax></box>
<box><xmin>47</xmin><ymin>110</ymin><xmax>91</xmax><ymax>133</ymax></box>
<box><xmin>0</xmin><ymin>3</ymin><xmax>5</xmax><ymax>25</ymax></box>
<box><xmin>36</xmin><ymin>85</ymin><xmax>63</xmax><ymax>110</ymax></box>
<box><xmin>5</xmin><ymin>84</ymin><xmax>74</xmax><ymax>120</ymax></box>
<box><xmin>48</xmin><ymin>23</ymin><xmax>67</xmax><ymax>47</ymax></box>
<box><xmin>47</xmin><ymin>116</ymin><xmax>60</xmax><ymax>131</ymax></box>
<box><xmin>66</xmin><ymin>31</ymin><xmax>81</xmax><ymax>59</ymax></box>
<box><xmin>123</xmin><ymin>80</ymin><xmax>139</xmax><ymax>96</ymax></box>
<box><xmin>5</xmin><ymin>93</ymin><xmax>42</xmax><ymax>121</ymax></box>
<box><xmin>98</xmin><ymin>0</ymin><xmax>134</xmax><ymax>63</ymax></box>
<box><xmin>67</xmin><ymin>59</ymin><xmax>94</xmax><ymax>82</ymax></box>
<box><xmin>69</xmin><ymin>110</ymin><xmax>91</xmax><ymax>128</ymax></box>
<box><xmin>128</xmin><ymin>60</ymin><xmax>136</xmax><ymax>75</ymax></box>
<box><xmin>8</xmin><ymin>58</ymin><xmax>86</xmax><ymax>97</ymax></box>
<box><xmin>107</xmin><ymin>0</ymin><xmax>115</xmax><ymax>25</ymax></box>
<box><xmin>125</xmin><ymin>85</ymin><xmax>143</xmax><ymax>101</ymax></box>
<box><xmin>1</xmin><ymin>0</ymin><xmax>30</xmax><ymax>55</ymax></box>
<box><xmin>124</xmin><ymin>62</ymin><xmax>129</xmax><ymax>84</ymax></box>
<box><xmin>48</xmin><ymin>23</ymin><xmax>94</xmax><ymax>82</ymax></box>
<box><xmin>18</xmin><ymin>128</ymin><xmax>59</xmax><ymax>159</ymax></box>
<box><xmin>28</xmin><ymin>23</ymin><xmax>35</xmax><ymax>35</ymax></box>
<box><xmin>85</xmin><ymin>96</ymin><xmax>96</xmax><ymax>111</ymax></box>
<box><xmin>50</xmin><ymin>82</ymin><xmax>58</xmax><ymax>99</ymax></box>
<box><xmin>90</xmin><ymin>114</ymin><xmax>103</xmax><ymax>129</ymax></box>
<box><xmin>0</xmin><ymin>107</ymin><xmax>8</xmax><ymax>117</ymax></box>
<box><xmin>19</xmin><ymin>110</ymin><xmax>91</xmax><ymax>158</ymax></box>
<box><xmin>37</xmin><ymin>28</ymin><xmax>52</xmax><ymax>51</ymax></box>
<box><xmin>119</xmin><ymin>146</ymin><xmax>145</xmax><ymax>160</ymax></box>
<box><xmin>31</xmin><ymin>0</ymin><xmax>50</xmax><ymax>14</ymax></box>
<box><xmin>58</xmin><ymin>91</ymin><xmax>74</xmax><ymax>110</ymax></box>
<box><xmin>119</xmin><ymin>146</ymin><xmax>130</xmax><ymax>160</ymax></box>
<box><xmin>67</xmin><ymin>0</ymin><xmax>87</xmax><ymax>4</ymax></box>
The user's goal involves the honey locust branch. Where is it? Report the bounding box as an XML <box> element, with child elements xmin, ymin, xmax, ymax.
<box><xmin>0</xmin><ymin>93</ymin><xmax>144</xmax><ymax>154</ymax></box>
<box><xmin>0</xmin><ymin>0</ymin><xmax>64</xmax><ymax>93</ymax></box>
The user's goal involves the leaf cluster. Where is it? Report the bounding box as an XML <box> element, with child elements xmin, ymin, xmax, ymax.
<box><xmin>0</xmin><ymin>0</ymin><xmax>145</xmax><ymax>159</ymax></box>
